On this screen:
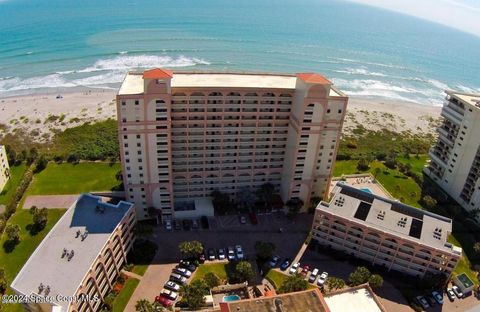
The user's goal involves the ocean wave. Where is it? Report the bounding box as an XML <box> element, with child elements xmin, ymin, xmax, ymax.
<box><xmin>331</xmin><ymin>78</ymin><xmax>444</xmax><ymax>105</ymax></box>
<box><xmin>333</xmin><ymin>67</ymin><xmax>386</xmax><ymax>77</ymax></box>
<box><xmin>328</xmin><ymin>57</ymin><xmax>412</xmax><ymax>71</ymax></box>
<box><xmin>0</xmin><ymin>54</ymin><xmax>210</xmax><ymax>94</ymax></box>
<box><xmin>78</xmin><ymin>54</ymin><xmax>210</xmax><ymax>73</ymax></box>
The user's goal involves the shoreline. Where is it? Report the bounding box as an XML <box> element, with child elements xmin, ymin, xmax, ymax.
<box><xmin>0</xmin><ymin>90</ymin><xmax>442</xmax><ymax>141</ymax></box>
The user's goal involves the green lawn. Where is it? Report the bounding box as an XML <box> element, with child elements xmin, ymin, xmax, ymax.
<box><xmin>448</xmin><ymin>235</ymin><xmax>480</xmax><ymax>285</ymax></box>
<box><xmin>333</xmin><ymin>159</ymin><xmax>424</xmax><ymax>207</ymax></box>
<box><xmin>0</xmin><ymin>209</ymin><xmax>65</xmax><ymax>312</ymax></box>
<box><xmin>191</xmin><ymin>263</ymin><xmax>228</xmax><ymax>283</ymax></box>
<box><xmin>265</xmin><ymin>270</ymin><xmax>289</xmax><ymax>289</ymax></box>
<box><xmin>112</xmin><ymin>278</ymin><xmax>140</xmax><ymax>312</ymax></box>
<box><xmin>26</xmin><ymin>162</ymin><xmax>121</xmax><ymax>195</ymax></box>
<box><xmin>131</xmin><ymin>265</ymin><xmax>149</xmax><ymax>277</ymax></box>
<box><xmin>0</xmin><ymin>163</ymin><xmax>27</xmax><ymax>205</ymax></box>
<box><xmin>265</xmin><ymin>270</ymin><xmax>316</xmax><ymax>290</ymax></box>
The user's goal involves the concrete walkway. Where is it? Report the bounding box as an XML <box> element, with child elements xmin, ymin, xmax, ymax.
<box><xmin>124</xmin><ymin>261</ymin><xmax>177</xmax><ymax>312</ymax></box>
<box><xmin>121</xmin><ymin>270</ymin><xmax>143</xmax><ymax>281</ymax></box>
<box><xmin>23</xmin><ymin>194</ymin><xmax>79</xmax><ymax>209</ymax></box>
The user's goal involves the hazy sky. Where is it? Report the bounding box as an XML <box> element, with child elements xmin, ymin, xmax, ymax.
<box><xmin>347</xmin><ymin>0</ymin><xmax>480</xmax><ymax>37</ymax></box>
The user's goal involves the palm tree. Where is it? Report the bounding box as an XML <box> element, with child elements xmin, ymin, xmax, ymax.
<box><xmin>135</xmin><ymin>299</ymin><xmax>153</xmax><ymax>312</ymax></box>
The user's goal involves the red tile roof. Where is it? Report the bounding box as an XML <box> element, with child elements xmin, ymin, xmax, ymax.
<box><xmin>143</xmin><ymin>68</ymin><xmax>173</xmax><ymax>79</ymax></box>
<box><xmin>297</xmin><ymin>73</ymin><xmax>331</xmax><ymax>85</ymax></box>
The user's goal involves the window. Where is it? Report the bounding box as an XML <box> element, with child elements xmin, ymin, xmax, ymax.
<box><xmin>122</xmin><ymin>101</ymin><xmax>126</xmax><ymax>106</ymax></box>
<box><xmin>338</xmin><ymin>109</ymin><xmax>342</xmax><ymax>114</ymax></box>
<box><xmin>327</xmin><ymin>109</ymin><xmax>331</xmax><ymax>113</ymax></box>
<box><xmin>137</xmin><ymin>143</ymin><xmax>141</xmax><ymax>147</ymax></box>
<box><xmin>123</xmin><ymin>135</ymin><xmax>127</xmax><ymax>139</ymax></box>
<box><xmin>122</xmin><ymin>118</ymin><xmax>126</xmax><ymax>122</ymax></box>
<box><xmin>135</xmin><ymin>100</ymin><xmax>139</xmax><ymax>105</ymax></box>
<box><xmin>136</xmin><ymin>135</ymin><xmax>141</xmax><ymax>139</ymax></box>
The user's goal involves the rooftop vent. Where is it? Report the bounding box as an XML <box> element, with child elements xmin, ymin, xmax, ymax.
<box><xmin>95</xmin><ymin>204</ymin><xmax>106</xmax><ymax>214</ymax></box>
<box><xmin>75</xmin><ymin>230</ymin><xmax>81</xmax><ymax>238</ymax></box>
<box><xmin>61</xmin><ymin>248</ymin><xmax>68</xmax><ymax>258</ymax></box>
<box><xmin>81</xmin><ymin>230</ymin><xmax>89</xmax><ymax>241</ymax></box>
<box><xmin>377</xmin><ymin>210</ymin><xmax>385</xmax><ymax>220</ymax></box>
<box><xmin>433</xmin><ymin>227</ymin><xmax>442</xmax><ymax>240</ymax></box>
<box><xmin>397</xmin><ymin>217</ymin><xmax>407</xmax><ymax>228</ymax></box>
<box><xmin>67</xmin><ymin>250</ymin><xmax>75</xmax><ymax>261</ymax></box>
<box><xmin>44</xmin><ymin>286</ymin><xmax>51</xmax><ymax>296</ymax></box>
<box><xmin>38</xmin><ymin>283</ymin><xmax>44</xmax><ymax>294</ymax></box>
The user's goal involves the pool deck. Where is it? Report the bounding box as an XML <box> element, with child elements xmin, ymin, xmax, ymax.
<box><xmin>330</xmin><ymin>174</ymin><xmax>393</xmax><ymax>199</ymax></box>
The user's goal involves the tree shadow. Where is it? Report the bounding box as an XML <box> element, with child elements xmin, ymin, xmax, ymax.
<box><xmin>25</xmin><ymin>223</ymin><xmax>44</xmax><ymax>236</ymax></box>
<box><xmin>3</xmin><ymin>239</ymin><xmax>19</xmax><ymax>253</ymax></box>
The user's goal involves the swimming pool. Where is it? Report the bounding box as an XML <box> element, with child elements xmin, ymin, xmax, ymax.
<box><xmin>360</xmin><ymin>188</ymin><xmax>373</xmax><ymax>194</ymax></box>
<box><xmin>223</xmin><ymin>295</ymin><xmax>241</xmax><ymax>302</ymax></box>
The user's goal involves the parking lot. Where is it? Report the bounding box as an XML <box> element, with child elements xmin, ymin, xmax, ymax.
<box><xmin>124</xmin><ymin>212</ymin><xmax>312</xmax><ymax>311</ymax></box>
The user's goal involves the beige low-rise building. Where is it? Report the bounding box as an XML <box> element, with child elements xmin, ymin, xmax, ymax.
<box><xmin>312</xmin><ymin>182</ymin><xmax>462</xmax><ymax>278</ymax></box>
<box><xmin>11</xmin><ymin>194</ymin><xmax>136</xmax><ymax>312</ymax></box>
<box><xmin>117</xmin><ymin>69</ymin><xmax>348</xmax><ymax>220</ymax></box>
<box><xmin>0</xmin><ymin>145</ymin><xmax>10</xmax><ymax>192</ymax></box>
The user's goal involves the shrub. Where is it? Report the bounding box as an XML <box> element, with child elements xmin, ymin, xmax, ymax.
<box><xmin>204</xmin><ymin>272</ymin><xmax>220</xmax><ymax>288</ymax></box>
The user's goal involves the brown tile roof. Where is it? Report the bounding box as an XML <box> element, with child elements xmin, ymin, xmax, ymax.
<box><xmin>143</xmin><ymin>68</ymin><xmax>173</xmax><ymax>79</ymax></box>
<box><xmin>297</xmin><ymin>73</ymin><xmax>332</xmax><ymax>85</ymax></box>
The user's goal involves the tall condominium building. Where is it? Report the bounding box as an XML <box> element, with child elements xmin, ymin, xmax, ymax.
<box><xmin>117</xmin><ymin>69</ymin><xmax>348</xmax><ymax>220</ymax></box>
<box><xmin>424</xmin><ymin>91</ymin><xmax>480</xmax><ymax>216</ymax></box>
<box><xmin>312</xmin><ymin>183</ymin><xmax>461</xmax><ymax>278</ymax></box>
<box><xmin>0</xmin><ymin>145</ymin><xmax>10</xmax><ymax>192</ymax></box>
<box><xmin>11</xmin><ymin>194</ymin><xmax>136</xmax><ymax>312</ymax></box>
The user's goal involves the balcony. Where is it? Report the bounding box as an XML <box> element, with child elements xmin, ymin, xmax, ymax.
<box><xmin>428</xmin><ymin>149</ymin><xmax>448</xmax><ymax>167</ymax></box>
<box><xmin>441</xmin><ymin>105</ymin><xmax>463</xmax><ymax>124</ymax></box>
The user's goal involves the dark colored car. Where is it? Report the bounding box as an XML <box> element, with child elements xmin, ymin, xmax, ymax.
<box><xmin>192</xmin><ymin>219</ymin><xmax>199</xmax><ymax>229</ymax></box>
<box><xmin>208</xmin><ymin>248</ymin><xmax>216</xmax><ymax>261</ymax></box>
<box><xmin>155</xmin><ymin>295</ymin><xmax>173</xmax><ymax>307</ymax></box>
<box><xmin>426</xmin><ymin>295</ymin><xmax>436</xmax><ymax>306</ymax></box>
<box><xmin>249</xmin><ymin>212</ymin><xmax>258</xmax><ymax>225</ymax></box>
<box><xmin>280</xmin><ymin>259</ymin><xmax>291</xmax><ymax>271</ymax></box>
<box><xmin>178</xmin><ymin>260</ymin><xmax>196</xmax><ymax>272</ymax></box>
<box><xmin>217</xmin><ymin>248</ymin><xmax>226</xmax><ymax>260</ymax></box>
<box><xmin>174</xmin><ymin>220</ymin><xmax>182</xmax><ymax>230</ymax></box>
<box><xmin>182</xmin><ymin>219</ymin><xmax>192</xmax><ymax>231</ymax></box>
<box><xmin>201</xmin><ymin>216</ymin><xmax>209</xmax><ymax>229</ymax></box>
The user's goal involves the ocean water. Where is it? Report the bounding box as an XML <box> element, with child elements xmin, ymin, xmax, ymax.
<box><xmin>0</xmin><ymin>0</ymin><xmax>479</xmax><ymax>105</ymax></box>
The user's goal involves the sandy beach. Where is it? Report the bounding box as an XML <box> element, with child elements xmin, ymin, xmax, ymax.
<box><xmin>0</xmin><ymin>91</ymin><xmax>442</xmax><ymax>141</ymax></box>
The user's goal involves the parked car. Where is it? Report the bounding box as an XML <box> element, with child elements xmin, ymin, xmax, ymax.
<box><xmin>182</xmin><ymin>219</ymin><xmax>191</xmax><ymax>231</ymax></box>
<box><xmin>425</xmin><ymin>294</ymin><xmax>436</xmax><ymax>306</ymax></box>
<box><xmin>170</xmin><ymin>273</ymin><xmax>187</xmax><ymax>285</ymax></box>
<box><xmin>178</xmin><ymin>260</ymin><xmax>196</xmax><ymax>272</ymax></box>
<box><xmin>301</xmin><ymin>265</ymin><xmax>310</xmax><ymax>277</ymax></box>
<box><xmin>227</xmin><ymin>246</ymin><xmax>236</xmax><ymax>261</ymax></box>
<box><xmin>309</xmin><ymin>268</ymin><xmax>319</xmax><ymax>283</ymax></box>
<box><xmin>452</xmin><ymin>285</ymin><xmax>463</xmax><ymax>298</ymax></box>
<box><xmin>268</xmin><ymin>255</ymin><xmax>281</xmax><ymax>268</ymax></box>
<box><xmin>249</xmin><ymin>212</ymin><xmax>258</xmax><ymax>225</ymax></box>
<box><xmin>432</xmin><ymin>291</ymin><xmax>443</xmax><ymax>304</ymax></box>
<box><xmin>174</xmin><ymin>220</ymin><xmax>182</xmax><ymax>231</ymax></box>
<box><xmin>317</xmin><ymin>272</ymin><xmax>328</xmax><ymax>286</ymax></box>
<box><xmin>192</xmin><ymin>219</ymin><xmax>199</xmax><ymax>229</ymax></box>
<box><xmin>164</xmin><ymin>220</ymin><xmax>172</xmax><ymax>230</ymax></box>
<box><xmin>235</xmin><ymin>245</ymin><xmax>245</xmax><ymax>260</ymax></box>
<box><xmin>164</xmin><ymin>281</ymin><xmax>180</xmax><ymax>292</ymax></box>
<box><xmin>161</xmin><ymin>289</ymin><xmax>178</xmax><ymax>301</ymax></box>
<box><xmin>173</xmin><ymin>267</ymin><xmax>192</xmax><ymax>278</ymax></box>
<box><xmin>201</xmin><ymin>216</ymin><xmax>209</xmax><ymax>229</ymax></box>
<box><xmin>416</xmin><ymin>296</ymin><xmax>430</xmax><ymax>310</ymax></box>
<box><xmin>280</xmin><ymin>259</ymin><xmax>291</xmax><ymax>271</ymax></box>
<box><xmin>289</xmin><ymin>262</ymin><xmax>300</xmax><ymax>274</ymax></box>
<box><xmin>446</xmin><ymin>288</ymin><xmax>456</xmax><ymax>301</ymax></box>
<box><xmin>155</xmin><ymin>295</ymin><xmax>173</xmax><ymax>307</ymax></box>
<box><xmin>239</xmin><ymin>215</ymin><xmax>247</xmax><ymax>224</ymax></box>
<box><xmin>218</xmin><ymin>248</ymin><xmax>226</xmax><ymax>260</ymax></box>
<box><xmin>208</xmin><ymin>248</ymin><xmax>216</xmax><ymax>261</ymax></box>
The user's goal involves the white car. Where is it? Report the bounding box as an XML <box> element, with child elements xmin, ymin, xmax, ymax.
<box><xmin>308</xmin><ymin>268</ymin><xmax>319</xmax><ymax>283</ymax></box>
<box><xmin>289</xmin><ymin>262</ymin><xmax>300</xmax><ymax>275</ymax></box>
<box><xmin>169</xmin><ymin>273</ymin><xmax>187</xmax><ymax>285</ymax></box>
<box><xmin>164</xmin><ymin>220</ymin><xmax>172</xmax><ymax>230</ymax></box>
<box><xmin>452</xmin><ymin>285</ymin><xmax>463</xmax><ymax>298</ymax></box>
<box><xmin>317</xmin><ymin>272</ymin><xmax>328</xmax><ymax>286</ymax></box>
<box><xmin>161</xmin><ymin>289</ymin><xmax>178</xmax><ymax>301</ymax></box>
<box><xmin>173</xmin><ymin>267</ymin><xmax>192</xmax><ymax>278</ymax></box>
<box><xmin>164</xmin><ymin>281</ymin><xmax>180</xmax><ymax>292</ymax></box>
<box><xmin>446</xmin><ymin>288</ymin><xmax>456</xmax><ymax>301</ymax></box>
<box><xmin>227</xmin><ymin>246</ymin><xmax>236</xmax><ymax>261</ymax></box>
<box><xmin>235</xmin><ymin>245</ymin><xmax>245</xmax><ymax>260</ymax></box>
